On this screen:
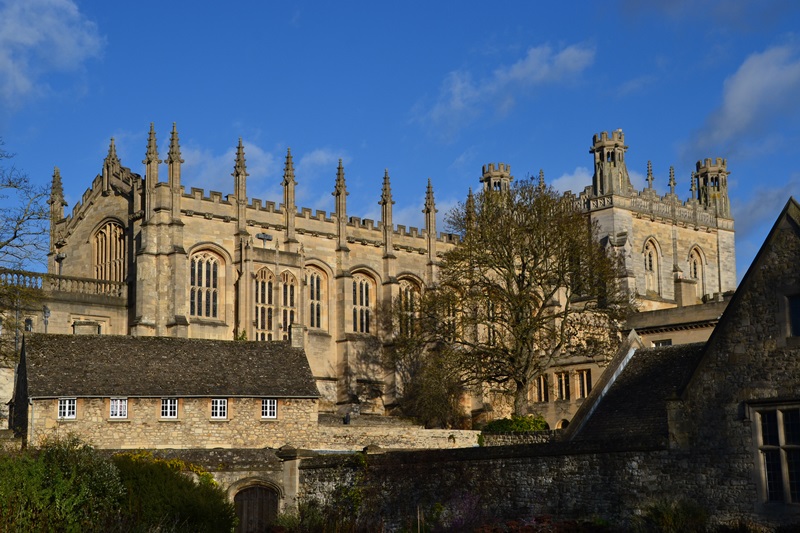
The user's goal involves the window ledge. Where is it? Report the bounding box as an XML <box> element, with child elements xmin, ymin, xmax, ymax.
<box><xmin>57</xmin><ymin>418</ymin><xmax>77</xmax><ymax>422</ymax></box>
<box><xmin>107</xmin><ymin>419</ymin><xmax>130</xmax><ymax>423</ymax></box>
<box><xmin>159</xmin><ymin>418</ymin><xmax>181</xmax><ymax>423</ymax></box>
<box><xmin>261</xmin><ymin>418</ymin><xmax>278</xmax><ymax>422</ymax></box>
<box><xmin>210</xmin><ymin>419</ymin><xmax>230</xmax><ymax>423</ymax></box>
<box><xmin>190</xmin><ymin>318</ymin><xmax>227</xmax><ymax>327</ymax></box>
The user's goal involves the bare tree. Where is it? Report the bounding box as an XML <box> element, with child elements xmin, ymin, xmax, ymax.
<box><xmin>0</xmin><ymin>139</ymin><xmax>49</xmax><ymax>270</ymax></box>
<box><xmin>434</xmin><ymin>178</ymin><xmax>629</xmax><ymax>416</ymax></box>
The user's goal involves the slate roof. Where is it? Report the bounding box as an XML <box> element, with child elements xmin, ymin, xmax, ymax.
<box><xmin>568</xmin><ymin>342</ymin><xmax>706</xmax><ymax>449</ymax></box>
<box><xmin>22</xmin><ymin>334</ymin><xmax>320</xmax><ymax>399</ymax></box>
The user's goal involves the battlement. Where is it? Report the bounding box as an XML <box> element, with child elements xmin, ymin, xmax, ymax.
<box><xmin>481</xmin><ymin>162</ymin><xmax>511</xmax><ymax>176</ymax></box>
<box><xmin>592</xmin><ymin>129</ymin><xmax>625</xmax><ymax>146</ymax></box>
<box><xmin>696</xmin><ymin>158</ymin><xmax>728</xmax><ymax>172</ymax></box>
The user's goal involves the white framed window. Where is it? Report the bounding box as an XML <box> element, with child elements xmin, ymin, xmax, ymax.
<box><xmin>577</xmin><ymin>369</ymin><xmax>592</xmax><ymax>399</ymax></box>
<box><xmin>109</xmin><ymin>398</ymin><xmax>128</xmax><ymax>419</ymax></box>
<box><xmin>751</xmin><ymin>404</ymin><xmax>800</xmax><ymax>503</ymax></box>
<box><xmin>161</xmin><ymin>398</ymin><xmax>178</xmax><ymax>419</ymax></box>
<box><xmin>262</xmin><ymin>398</ymin><xmax>277</xmax><ymax>419</ymax></box>
<box><xmin>211</xmin><ymin>398</ymin><xmax>228</xmax><ymax>419</ymax></box>
<box><xmin>58</xmin><ymin>398</ymin><xmax>76</xmax><ymax>419</ymax></box>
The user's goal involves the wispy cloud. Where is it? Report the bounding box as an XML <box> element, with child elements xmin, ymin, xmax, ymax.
<box><xmin>417</xmin><ymin>43</ymin><xmax>595</xmax><ymax>141</ymax></box>
<box><xmin>0</xmin><ymin>0</ymin><xmax>103</xmax><ymax>108</ymax></box>
<box><xmin>689</xmin><ymin>44</ymin><xmax>800</xmax><ymax>156</ymax></box>
<box><xmin>552</xmin><ymin>166</ymin><xmax>592</xmax><ymax>194</ymax></box>
<box><xmin>732</xmin><ymin>173</ymin><xmax>800</xmax><ymax>239</ymax></box>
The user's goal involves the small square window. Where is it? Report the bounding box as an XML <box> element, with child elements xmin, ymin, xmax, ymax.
<box><xmin>262</xmin><ymin>399</ymin><xmax>277</xmax><ymax>419</ymax></box>
<box><xmin>653</xmin><ymin>339</ymin><xmax>672</xmax><ymax>347</ymax></box>
<box><xmin>211</xmin><ymin>398</ymin><xmax>227</xmax><ymax>419</ymax></box>
<box><xmin>161</xmin><ymin>398</ymin><xmax>178</xmax><ymax>419</ymax></box>
<box><xmin>109</xmin><ymin>398</ymin><xmax>127</xmax><ymax>419</ymax></box>
<box><xmin>58</xmin><ymin>398</ymin><xmax>76</xmax><ymax>419</ymax></box>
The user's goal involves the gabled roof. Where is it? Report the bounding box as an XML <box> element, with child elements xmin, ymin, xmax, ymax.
<box><xmin>23</xmin><ymin>334</ymin><xmax>319</xmax><ymax>399</ymax></box>
<box><xmin>565</xmin><ymin>197</ymin><xmax>800</xmax><ymax>450</ymax></box>
<box><xmin>567</xmin><ymin>342</ymin><xmax>705</xmax><ymax>448</ymax></box>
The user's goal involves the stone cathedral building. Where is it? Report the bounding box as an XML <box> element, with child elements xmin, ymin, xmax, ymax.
<box><xmin>16</xmin><ymin>125</ymin><xmax>735</xmax><ymax>420</ymax></box>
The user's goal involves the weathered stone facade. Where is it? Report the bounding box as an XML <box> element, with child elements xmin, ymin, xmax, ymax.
<box><xmin>7</xmin><ymin>126</ymin><xmax>736</xmax><ymax>430</ymax></box>
<box><xmin>288</xmin><ymin>198</ymin><xmax>800</xmax><ymax>529</ymax></box>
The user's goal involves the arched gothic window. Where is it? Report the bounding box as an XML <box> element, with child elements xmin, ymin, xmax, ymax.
<box><xmin>255</xmin><ymin>268</ymin><xmax>275</xmax><ymax>341</ymax></box>
<box><xmin>688</xmin><ymin>248</ymin><xmax>704</xmax><ymax>300</ymax></box>
<box><xmin>306</xmin><ymin>268</ymin><xmax>325</xmax><ymax>330</ymax></box>
<box><xmin>281</xmin><ymin>272</ymin><xmax>297</xmax><ymax>340</ymax></box>
<box><xmin>94</xmin><ymin>221</ymin><xmax>125</xmax><ymax>282</ymax></box>
<box><xmin>398</xmin><ymin>280</ymin><xmax>420</xmax><ymax>336</ymax></box>
<box><xmin>643</xmin><ymin>239</ymin><xmax>660</xmax><ymax>296</ymax></box>
<box><xmin>190</xmin><ymin>251</ymin><xmax>221</xmax><ymax>319</ymax></box>
<box><xmin>352</xmin><ymin>274</ymin><xmax>374</xmax><ymax>334</ymax></box>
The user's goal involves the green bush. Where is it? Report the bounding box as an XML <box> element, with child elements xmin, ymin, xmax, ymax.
<box><xmin>633</xmin><ymin>498</ymin><xmax>708</xmax><ymax>533</ymax></box>
<box><xmin>113</xmin><ymin>452</ymin><xmax>237</xmax><ymax>533</ymax></box>
<box><xmin>481</xmin><ymin>414</ymin><xmax>548</xmax><ymax>433</ymax></box>
<box><xmin>0</xmin><ymin>435</ymin><xmax>124</xmax><ymax>532</ymax></box>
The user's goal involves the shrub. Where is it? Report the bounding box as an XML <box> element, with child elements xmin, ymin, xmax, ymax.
<box><xmin>633</xmin><ymin>498</ymin><xmax>708</xmax><ymax>533</ymax></box>
<box><xmin>112</xmin><ymin>451</ymin><xmax>237</xmax><ymax>533</ymax></box>
<box><xmin>481</xmin><ymin>414</ymin><xmax>548</xmax><ymax>433</ymax></box>
<box><xmin>0</xmin><ymin>435</ymin><xmax>124</xmax><ymax>532</ymax></box>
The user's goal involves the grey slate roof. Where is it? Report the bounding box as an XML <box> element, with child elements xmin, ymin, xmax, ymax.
<box><xmin>23</xmin><ymin>334</ymin><xmax>319</xmax><ymax>399</ymax></box>
<box><xmin>569</xmin><ymin>342</ymin><xmax>705</xmax><ymax>448</ymax></box>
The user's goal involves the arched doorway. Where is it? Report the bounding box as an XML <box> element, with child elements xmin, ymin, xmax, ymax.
<box><xmin>234</xmin><ymin>485</ymin><xmax>279</xmax><ymax>533</ymax></box>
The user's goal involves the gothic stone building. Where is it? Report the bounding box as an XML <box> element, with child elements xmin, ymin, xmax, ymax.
<box><xmin>14</xmin><ymin>125</ymin><xmax>735</xmax><ymax>425</ymax></box>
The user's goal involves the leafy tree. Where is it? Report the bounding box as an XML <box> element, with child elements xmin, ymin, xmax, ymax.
<box><xmin>0</xmin><ymin>139</ymin><xmax>49</xmax><ymax>270</ymax></box>
<box><xmin>432</xmin><ymin>178</ymin><xmax>627</xmax><ymax>416</ymax></box>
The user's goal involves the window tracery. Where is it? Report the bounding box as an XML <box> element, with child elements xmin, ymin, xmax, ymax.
<box><xmin>190</xmin><ymin>251</ymin><xmax>221</xmax><ymax>319</ymax></box>
<box><xmin>255</xmin><ymin>268</ymin><xmax>275</xmax><ymax>341</ymax></box>
<box><xmin>94</xmin><ymin>221</ymin><xmax>125</xmax><ymax>283</ymax></box>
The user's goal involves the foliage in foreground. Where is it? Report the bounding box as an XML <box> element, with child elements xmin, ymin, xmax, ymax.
<box><xmin>481</xmin><ymin>414</ymin><xmax>549</xmax><ymax>433</ymax></box>
<box><xmin>0</xmin><ymin>436</ymin><xmax>236</xmax><ymax>533</ymax></box>
<box><xmin>0</xmin><ymin>435</ymin><xmax>124</xmax><ymax>532</ymax></box>
<box><xmin>113</xmin><ymin>451</ymin><xmax>236</xmax><ymax>533</ymax></box>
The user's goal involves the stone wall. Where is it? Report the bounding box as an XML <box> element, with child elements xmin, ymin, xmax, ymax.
<box><xmin>479</xmin><ymin>430</ymin><xmax>557</xmax><ymax>446</ymax></box>
<box><xmin>29</xmin><ymin>397</ymin><xmax>318</xmax><ymax>449</ymax></box>
<box><xmin>296</xmin><ymin>442</ymin><xmax>775</xmax><ymax>530</ymax></box>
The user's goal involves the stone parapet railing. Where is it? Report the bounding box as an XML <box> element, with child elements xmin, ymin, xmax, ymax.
<box><xmin>0</xmin><ymin>268</ymin><xmax>126</xmax><ymax>298</ymax></box>
<box><xmin>480</xmin><ymin>429</ymin><xmax>559</xmax><ymax>447</ymax></box>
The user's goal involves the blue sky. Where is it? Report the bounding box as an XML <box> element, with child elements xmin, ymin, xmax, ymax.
<box><xmin>2</xmin><ymin>0</ymin><xmax>799</xmax><ymax>280</ymax></box>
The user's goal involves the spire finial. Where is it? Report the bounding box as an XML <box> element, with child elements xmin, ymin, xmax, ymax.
<box><xmin>106</xmin><ymin>138</ymin><xmax>119</xmax><ymax>163</ymax></box>
<box><xmin>167</xmin><ymin>122</ymin><xmax>183</xmax><ymax>163</ymax></box>
<box><xmin>668</xmin><ymin>166</ymin><xmax>676</xmax><ymax>195</ymax></box>
<box><xmin>282</xmin><ymin>147</ymin><xmax>295</xmax><ymax>185</ymax></box>
<box><xmin>143</xmin><ymin>122</ymin><xmax>161</xmax><ymax>165</ymax></box>
<box><xmin>233</xmin><ymin>137</ymin><xmax>248</xmax><ymax>176</ymax></box>
<box><xmin>333</xmin><ymin>159</ymin><xmax>348</xmax><ymax>197</ymax></box>
<box><xmin>690</xmin><ymin>171</ymin><xmax>697</xmax><ymax>199</ymax></box>
<box><xmin>380</xmin><ymin>168</ymin><xmax>394</xmax><ymax>205</ymax></box>
<box><xmin>424</xmin><ymin>178</ymin><xmax>437</xmax><ymax>213</ymax></box>
<box><xmin>538</xmin><ymin>169</ymin><xmax>545</xmax><ymax>190</ymax></box>
<box><xmin>646</xmin><ymin>160</ymin><xmax>654</xmax><ymax>189</ymax></box>
<box><xmin>49</xmin><ymin>166</ymin><xmax>66</xmax><ymax>206</ymax></box>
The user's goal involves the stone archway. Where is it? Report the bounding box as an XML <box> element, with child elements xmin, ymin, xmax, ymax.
<box><xmin>234</xmin><ymin>485</ymin><xmax>280</xmax><ymax>533</ymax></box>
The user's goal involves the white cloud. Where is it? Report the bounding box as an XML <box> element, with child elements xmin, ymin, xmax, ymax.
<box><xmin>0</xmin><ymin>0</ymin><xmax>103</xmax><ymax>107</ymax></box>
<box><xmin>732</xmin><ymin>175</ymin><xmax>800</xmax><ymax>238</ymax></box>
<box><xmin>418</xmin><ymin>43</ymin><xmax>595</xmax><ymax>140</ymax></box>
<box><xmin>691</xmin><ymin>44</ymin><xmax>800</xmax><ymax>154</ymax></box>
<box><xmin>181</xmin><ymin>141</ymin><xmax>280</xmax><ymax>201</ymax></box>
<box><xmin>552</xmin><ymin>166</ymin><xmax>592</xmax><ymax>194</ymax></box>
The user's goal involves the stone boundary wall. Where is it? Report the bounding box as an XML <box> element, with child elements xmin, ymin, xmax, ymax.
<box><xmin>313</xmin><ymin>426</ymin><xmax>479</xmax><ymax>451</ymax></box>
<box><xmin>480</xmin><ymin>430</ymin><xmax>557</xmax><ymax>447</ymax></box>
<box><xmin>297</xmin><ymin>442</ymin><xmax>769</xmax><ymax>530</ymax></box>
